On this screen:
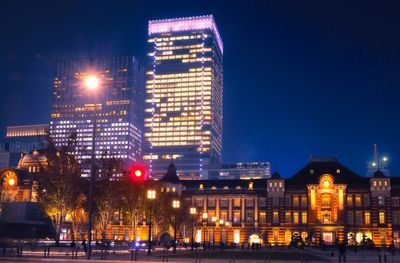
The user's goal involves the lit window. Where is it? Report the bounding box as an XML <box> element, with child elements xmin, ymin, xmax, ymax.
<box><xmin>365</xmin><ymin>211</ymin><xmax>371</xmax><ymax>224</ymax></box>
<box><xmin>293</xmin><ymin>196</ymin><xmax>299</xmax><ymax>207</ymax></box>
<box><xmin>355</xmin><ymin>195</ymin><xmax>361</xmax><ymax>207</ymax></box>
<box><xmin>233</xmin><ymin>230</ymin><xmax>240</xmax><ymax>244</ymax></box>
<box><xmin>259</xmin><ymin>212</ymin><xmax>266</xmax><ymax>224</ymax></box>
<box><xmin>301</xmin><ymin>212</ymin><xmax>307</xmax><ymax>224</ymax></box>
<box><xmin>285</xmin><ymin>212</ymin><xmax>291</xmax><ymax>223</ymax></box>
<box><xmin>273</xmin><ymin>211</ymin><xmax>279</xmax><ymax>223</ymax></box>
<box><xmin>233</xmin><ymin>211</ymin><xmax>241</xmax><ymax>224</ymax></box>
<box><xmin>293</xmin><ymin>212</ymin><xmax>299</xmax><ymax>224</ymax></box>
<box><xmin>347</xmin><ymin>195</ymin><xmax>353</xmax><ymax>207</ymax></box>
<box><xmin>379</xmin><ymin>211</ymin><xmax>385</xmax><ymax>224</ymax></box>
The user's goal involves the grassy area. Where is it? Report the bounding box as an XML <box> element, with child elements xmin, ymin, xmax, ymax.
<box><xmin>169</xmin><ymin>250</ymin><xmax>325</xmax><ymax>261</ymax></box>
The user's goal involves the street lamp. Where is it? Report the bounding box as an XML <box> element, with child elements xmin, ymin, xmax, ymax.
<box><xmin>85</xmin><ymin>74</ymin><xmax>100</xmax><ymax>260</ymax></box>
<box><xmin>147</xmin><ymin>190</ymin><xmax>156</xmax><ymax>256</ymax></box>
<box><xmin>202</xmin><ymin>212</ymin><xmax>208</xmax><ymax>250</ymax></box>
<box><xmin>84</xmin><ymin>75</ymin><xmax>99</xmax><ymax>90</ymax></box>
<box><xmin>219</xmin><ymin>219</ymin><xmax>224</xmax><ymax>248</ymax></box>
<box><xmin>211</xmin><ymin>216</ymin><xmax>217</xmax><ymax>249</ymax></box>
<box><xmin>190</xmin><ymin>207</ymin><xmax>197</xmax><ymax>252</ymax></box>
<box><xmin>172</xmin><ymin>200</ymin><xmax>180</xmax><ymax>254</ymax></box>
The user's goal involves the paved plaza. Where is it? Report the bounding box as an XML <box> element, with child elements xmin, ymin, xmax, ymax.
<box><xmin>1</xmin><ymin>247</ymin><xmax>400</xmax><ymax>263</ymax></box>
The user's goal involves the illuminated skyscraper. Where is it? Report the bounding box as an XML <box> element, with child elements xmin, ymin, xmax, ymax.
<box><xmin>50</xmin><ymin>56</ymin><xmax>144</xmax><ymax>177</ymax></box>
<box><xmin>144</xmin><ymin>15</ymin><xmax>223</xmax><ymax>179</ymax></box>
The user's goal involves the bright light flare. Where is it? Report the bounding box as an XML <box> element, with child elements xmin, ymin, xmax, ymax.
<box><xmin>84</xmin><ymin>75</ymin><xmax>99</xmax><ymax>90</ymax></box>
<box><xmin>8</xmin><ymin>178</ymin><xmax>15</xmax><ymax>186</ymax></box>
<box><xmin>134</xmin><ymin>169</ymin><xmax>142</xmax><ymax>177</ymax></box>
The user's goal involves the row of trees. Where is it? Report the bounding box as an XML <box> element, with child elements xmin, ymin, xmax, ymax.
<box><xmin>36</xmin><ymin>134</ymin><xmax>186</xmax><ymax>243</ymax></box>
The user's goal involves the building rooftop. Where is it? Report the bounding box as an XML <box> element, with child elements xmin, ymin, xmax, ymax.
<box><xmin>148</xmin><ymin>15</ymin><xmax>223</xmax><ymax>54</ymax></box>
<box><xmin>6</xmin><ymin>124</ymin><xmax>48</xmax><ymax>137</ymax></box>
<box><xmin>285</xmin><ymin>157</ymin><xmax>370</xmax><ymax>188</ymax></box>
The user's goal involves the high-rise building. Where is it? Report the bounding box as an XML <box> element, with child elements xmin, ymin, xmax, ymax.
<box><xmin>2</xmin><ymin>124</ymin><xmax>48</xmax><ymax>167</ymax></box>
<box><xmin>144</xmin><ymin>15</ymin><xmax>223</xmax><ymax>179</ymax></box>
<box><xmin>50</xmin><ymin>56</ymin><xmax>144</xmax><ymax>177</ymax></box>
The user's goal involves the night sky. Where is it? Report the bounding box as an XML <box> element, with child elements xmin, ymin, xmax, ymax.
<box><xmin>1</xmin><ymin>0</ymin><xmax>400</xmax><ymax>177</ymax></box>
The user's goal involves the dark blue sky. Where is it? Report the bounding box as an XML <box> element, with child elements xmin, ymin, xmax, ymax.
<box><xmin>1</xmin><ymin>0</ymin><xmax>399</xmax><ymax>177</ymax></box>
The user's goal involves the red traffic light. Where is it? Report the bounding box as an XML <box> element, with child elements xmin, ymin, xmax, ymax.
<box><xmin>129</xmin><ymin>164</ymin><xmax>147</xmax><ymax>182</ymax></box>
<box><xmin>134</xmin><ymin>169</ymin><xmax>142</xmax><ymax>177</ymax></box>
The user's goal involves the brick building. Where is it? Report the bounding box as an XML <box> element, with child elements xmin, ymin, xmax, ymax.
<box><xmin>181</xmin><ymin>157</ymin><xmax>400</xmax><ymax>247</ymax></box>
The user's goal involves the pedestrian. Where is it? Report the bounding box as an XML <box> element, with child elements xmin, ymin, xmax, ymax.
<box><xmin>338</xmin><ymin>242</ymin><xmax>346</xmax><ymax>263</ymax></box>
<box><xmin>82</xmin><ymin>239</ymin><xmax>88</xmax><ymax>254</ymax></box>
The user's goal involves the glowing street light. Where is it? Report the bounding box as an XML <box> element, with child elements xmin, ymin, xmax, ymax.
<box><xmin>84</xmin><ymin>75</ymin><xmax>99</xmax><ymax>90</ymax></box>
<box><xmin>211</xmin><ymin>216</ymin><xmax>217</xmax><ymax>249</ymax></box>
<box><xmin>382</xmin><ymin>156</ymin><xmax>388</xmax><ymax>162</ymax></box>
<box><xmin>219</xmin><ymin>219</ymin><xmax>224</xmax><ymax>249</ymax></box>
<box><xmin>202</xmin><ymin>212</ymin><xmax>208</xmax><ymax>250</ymax></box>
<box><xmin>189</xmin><ymin>207</ymin><xmax>197</xmax><ymax>251</ymax></box>
<box><xmin>86</xmin><ymin>73</ymin><xmax>100</xmax><ymax>259</ymax></box>
<box><xmin>172</xmin><ymin>200</ymin><xmax>181</xmax><ymax>253</ymax></box>
<box><xmin>8</xmin><ymin>178</ymin><xmax>15</xmax><ymax>187</ymax></box>
<box><xmin>202</xmin><ymin>212</ymin><xmax>208</xmax><ymax>220</ymax></box>
<box><xmin>147</xmin><ymin>189</ymin><xmax>156</xmax><ymax>255</ymax></box>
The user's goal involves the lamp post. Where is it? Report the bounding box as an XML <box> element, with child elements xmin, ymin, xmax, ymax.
<box><xmin>190</xmin><ymin>207</ymin><xmax>197</xmax><ymax>252</ymax></box>
<box><xmin>225</xmin><ymin>221</ymin><xmax>230</xmax><ymax>248</ymax></box>
<box><xmin>219</xmin><ymin>219</ymin><xmax>224</xmax><ymax>249</ymax></box>
<box><xmin>211</xmin><ymin>216</ymin><xmax>217</xmax><ymax>249</ymax></box>
<box><xmin>147</xmin><ymin>190</ymin><xmax>156</xmax><ymax>256</ymax></box>
<box><xmin>85</xmin><ymin>75</ymin><xmax>99</xmax><ymax>260</ymax></box>
<box><xmin>202</xmin><ymin>212</ymin><xmax>208</xmax><ymax>250</ymax></box>
<box><xmin>172</xmin><ymin>200</ymin><xmax>180</xmax><ymax>254</ymax></box>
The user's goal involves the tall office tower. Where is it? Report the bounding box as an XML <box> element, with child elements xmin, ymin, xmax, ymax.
<box><xmin>50</xmin><ymin>56</ymin><xmax>144</xmax><ymax>177</ymax></box>
<box><xmin>144</xmin><ymin>15</ymin><xmax>223</xmax><ymax>180</ymax></box>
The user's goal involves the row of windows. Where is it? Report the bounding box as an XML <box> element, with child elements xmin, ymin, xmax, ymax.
<box><xmin>144</xmin><ymin>121</ymin><xmax>211</xmax><ymax>128</ymax></box>
<box><xmin>284</xmin><ymin>195</ymin><xmax>308</xmax><ymax>207</ymax></box>
<box><xmin>145</xmin><ymin>115</ymin><xmax>209</xmax><ymax>122</ymax></box>
<box><xmin>195</xmin><ymin>198</ymin><xmax>267</xmax><ymax>208</ymax></box>
<box><xmin>347</xmin><ymin>211</ymin><xmax>374</xmax><ymax>224</ymax></box>
<box><xmin>281</xmin><ymin>211</ymin><xmax>308</xmax><ymax>224</ymax></box>
<box><xmin>150</xmin><ymin>34</ymin><xmax>208</xmax><ymax>42</ymax></box>
<box><xmin>145</xmin><ymin>132</ymin><xmax>210</xmax><ymax>137</ymax></box>
<box><xmin>347</xmin><ymin>194</ymin><xmax>370</xmax><ymax>207</ymax></box>
<box><xmin>146</xmin><ymin>87</ymin><xmax>212</xmax><ymax>93</ymax></box>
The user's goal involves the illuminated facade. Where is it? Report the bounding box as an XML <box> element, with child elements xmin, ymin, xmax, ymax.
<box><xmin>50</xmin><ymin>56</ymin><xmax>144</xmax><ymax>177</ymax></box>
<box><xmin>2</xmin><ymin>124</ymin><xmax>47</xmax><ymax>167</ymax></box>
<box><xmin>0</xmin><ymin>168</ymin><xmax>38</xmax><ymax>203</ymax></box>
<box><xmin>144</xmin><ymin>15</ymin><xmax>223</xmax><ymax>180</ymax></box>
<box><xmin>181</xmin><ymin>158</ymin><xmax>400</xmax><ymax>247</ymax></box>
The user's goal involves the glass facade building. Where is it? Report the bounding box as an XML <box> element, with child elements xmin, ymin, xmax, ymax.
<box><xmin>144</xmin><ymin>15</ymin><xmax>223</xmax><ymax>180</ymax></box>
<box><xmin>50</xmin><ymin>56</ymin><xmax>144</xmax><ymax>177</ymax></box>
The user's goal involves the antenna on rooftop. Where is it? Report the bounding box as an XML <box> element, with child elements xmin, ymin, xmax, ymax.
<box><xmin>367</xmin><ymin>144</ymin><xmax>389</xmax><ymax>176</ymax></box>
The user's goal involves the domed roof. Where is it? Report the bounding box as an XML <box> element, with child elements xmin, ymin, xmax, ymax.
<box><xmin>271</xmin><ymin>172</ymin><xmax>281</xmax><ymax>179</ymax></box>
<box><xmin>159</xmin><ymin>163</ymin><xmax>181</xmax><ymax>184</ymax></box>
<box><xmin>373</xmin><ymin>170</ymin><xmax>386</xmax><ymax>178</ymax></box>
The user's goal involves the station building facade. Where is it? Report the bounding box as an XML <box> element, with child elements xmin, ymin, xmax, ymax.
<box><xmin>1</xmin><ymin>156</ymin><xmax>399</xmax><ymax>248</ymax></box>
<box><xmin>181</xmin><ymin>157</ymin><xmax>400</xmax><ymax>247</ymax></box>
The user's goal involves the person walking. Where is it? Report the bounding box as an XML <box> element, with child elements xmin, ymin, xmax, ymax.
<box><xmin>82</xmin><ymin>239</ymin><xmax>88</xmax><ymax>255</ymax></box>
<box><xmin>338</xmin><ymin>242</ymin><xmax>346</xmax><ymax>263</ymax></box>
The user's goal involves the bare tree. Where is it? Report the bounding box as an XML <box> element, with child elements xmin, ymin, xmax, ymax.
<box><xmin>37</xmin><ymin>133</ymin><xmax>84</xmax><ymax>244</ymax></box>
